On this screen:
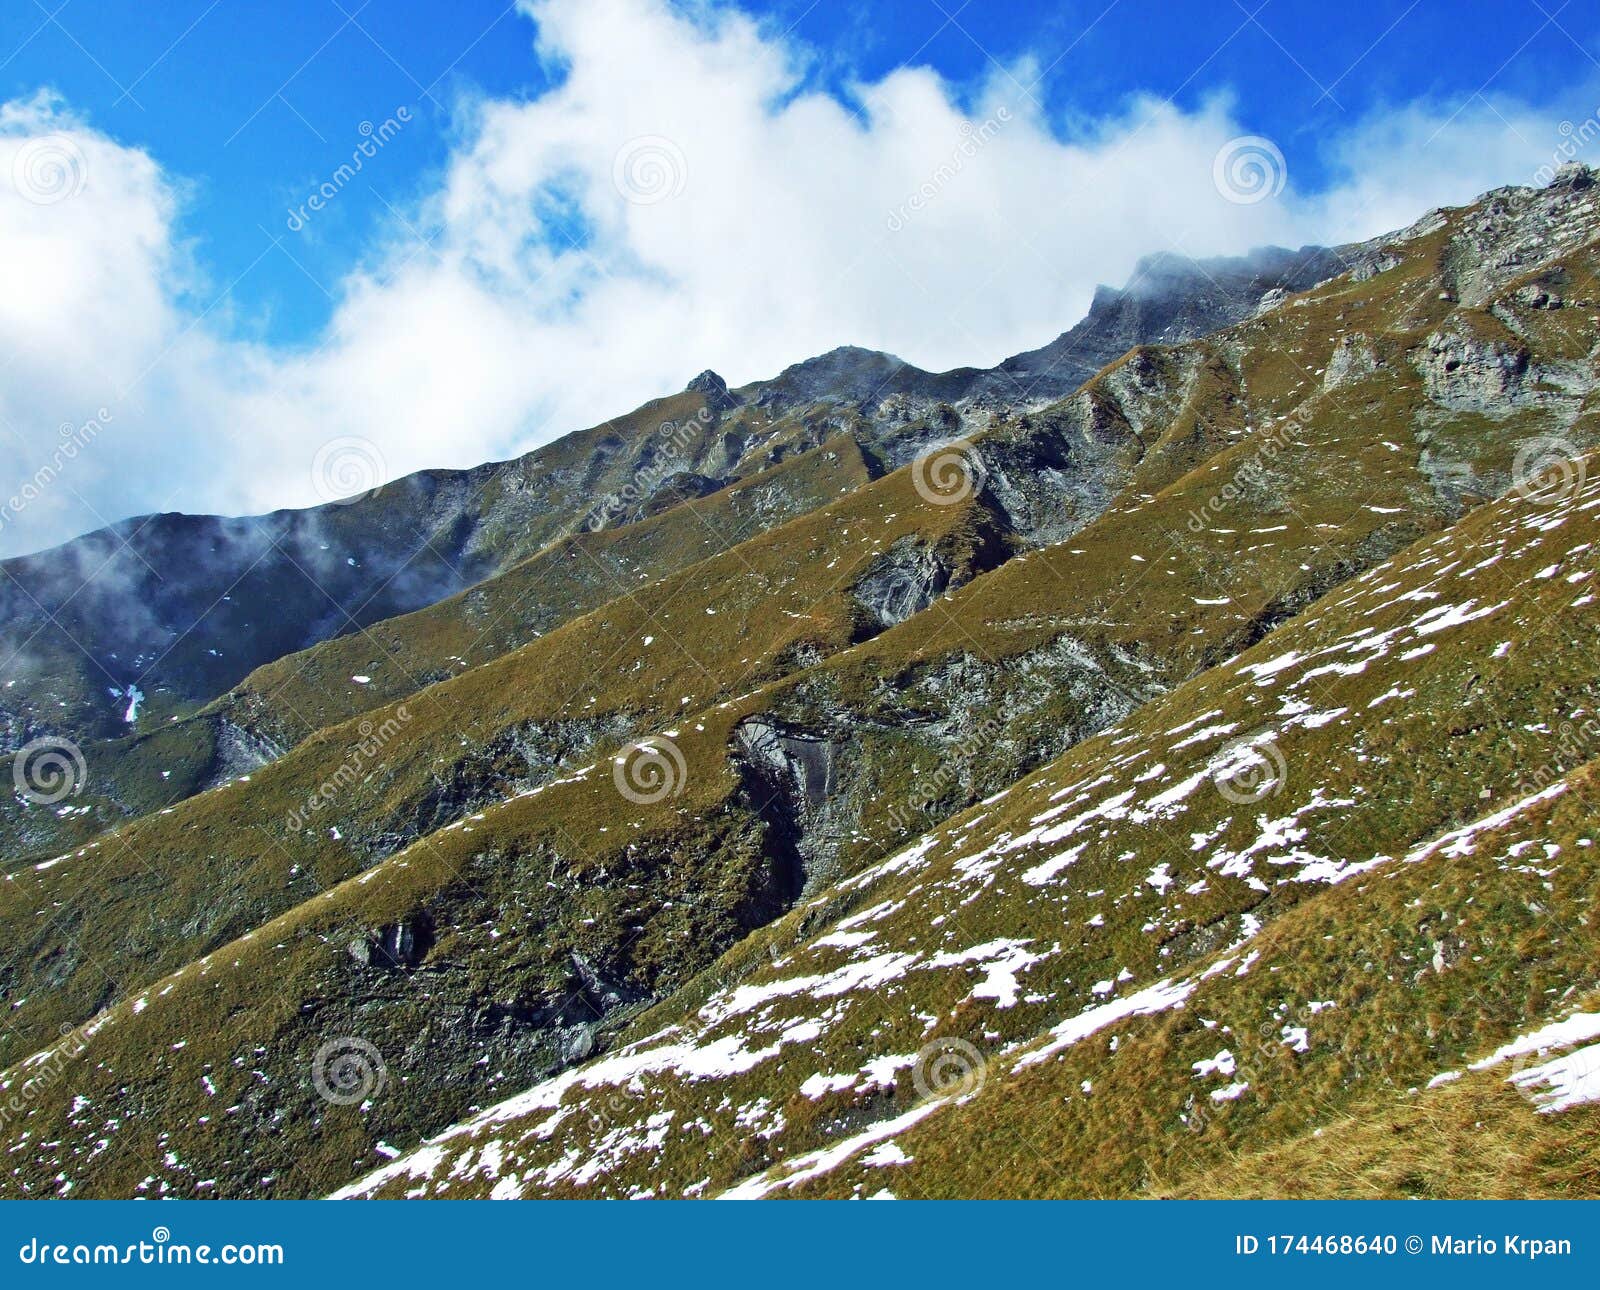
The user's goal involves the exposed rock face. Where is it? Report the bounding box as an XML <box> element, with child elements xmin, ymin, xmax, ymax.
<box><xmin>685</xmin><ymin>369</ymin><xmax>741</xmax><ymax>413</ymax></box>
<box><xmin>349</xmin><ymin>915</ymin><xmax>435</xmax><ymax>970</ymax></box>
<box><xmin>1323</xmin><ymin>333</ymin><xmax>1383</xmax><ymax>390</ymax></box>
<box><xmin>1418</xmin><ymin>319</ymin><xmax>1532</xmax><ymax>411</ymax></box>
<box><xmin>852</xmin><ymin>538</ymin><xmax>955</xmax><ymax>630</ymax></box>
<box><xmin>202</xmin><ymin>719</ymin><xmax>288</xmax><ymax>792</ymax></box>
<box><xmin>376</xmin><ymin>713</ymin><xmax>639</xmax><ymax>857</ymax></box>
<box><xmin>732</xmin><ymin>717</ymin><xmax>842</xmax><ymax>893</ymax></box>
<box><xmin>978</xmin><ymin>244</ymin><xmax>1351</xmax><ymax>401</ymax></box>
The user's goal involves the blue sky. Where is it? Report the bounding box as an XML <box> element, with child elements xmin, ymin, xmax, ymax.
<box><xmin>1</xmin><ymin>0</ymin><xmax>1597</xmax><ymax>555</ymax></box>
<box><xmin>4</xmin><ymin>0</ymin><xmax>1591</xmax><ymax>346</ymax></box>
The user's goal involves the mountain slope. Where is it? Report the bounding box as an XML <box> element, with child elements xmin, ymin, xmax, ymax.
<box><xmin>0</xmin><ymin>463</ymin><xmax>1013</xmax><ymax>1066</ymax></box>
<box><xmin>0</xmin><ymin>436</ymin><xmax>876</xmax><ymax>863</ymax></box>
<box><xmin>0</xmin><ymin>245</ymin><xmax>1345</xmax><ymax>762</ymax></box>
<box><xmin>0</xmin><ymin>170</ymin><xmax>1597</xmax><ymax>1200</ymax></box>
<box><xmin>338</xmin><ymin>448</ymin><xmax>1600</xmax><ymax>1199</ymax></box>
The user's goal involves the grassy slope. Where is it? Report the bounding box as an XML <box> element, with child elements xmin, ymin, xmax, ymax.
<box><xmin>335</xmin><ymin>450</ymin><xmax>1600</xmax><ymax>1200</ymax></box>
<box><xmin>223</xmin><ymin>438</ymin><xmax>874</xmax><ymax>746</ymax></box>
<box><xmin>1</xmin><ymin>176</ymin><xmax>1597</xmax><ymax>1198</ymax></box>
<box><xmin>0</xmin><ymin>437</ymin><xmax>874</xmax><ymax>864</ymax></box>
<box><xmin>0</xmin><ymin>467</ymin><xmax>1002</xmax><ymax>1067</ymax></box>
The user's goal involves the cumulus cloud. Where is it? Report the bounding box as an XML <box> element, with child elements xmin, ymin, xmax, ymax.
<box><xmin>0</xmin><ymin>0</ymin><xmax>1589</xmax><ymax>557</ymax></box>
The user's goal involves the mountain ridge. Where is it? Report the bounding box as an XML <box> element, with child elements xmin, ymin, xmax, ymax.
<box><xmin>2</xmin><ymin>168</ymin><xmax>1598</xmax><ymax>1199</ymax></box>
<box><xmin>0</xmin><ymin>242</ymin><xmax>1349</xmax><ymax>762</ymax></box>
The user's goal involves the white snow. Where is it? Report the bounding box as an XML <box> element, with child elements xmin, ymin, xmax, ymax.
<box><xmin>1510</xmin><ymin>1043</ymin><xmax>1600</xmax><ymax>1113</ymax></box>
<box><xmin>1015</xmin><ymin>978</ymin><xmax>1193</xmax><ymax>1071</ymax></box>
<box><xmin>1470</xmin><ymin>1011</ymin><xmax>1600</xmax><ymax>1070</ymax></box>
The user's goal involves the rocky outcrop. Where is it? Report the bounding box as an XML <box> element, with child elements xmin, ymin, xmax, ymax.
<box><xmin>980</xmin><ymin>244</ymin><xmax>1350</xmax><ymax>401</ymax></box>
<box><xmin>685</xmin><ymin>369</ymin><xmax>741</xmax><ymax>413</ymax></box>
<box><xmin>202</xmin><ymin>718</ymin><xmax>289</xmax><ymax>791</ymax></box>
<box><xmin>349</xmin><ymin>914</ymin><xmax>435</xmax><ymax>970</ymax></box>
<box><xmin>1323</xmin><ymin>333</ymin><xmax>1383</xmax><ymax>390</ymax></box>
<box><xmin>851</xmin><ymin>539</ymin><xmax>955</xmax><ymax>630</ymax></box>
<box><xmin>1417</xmin><ymin>317</ymin><xmax>1533</xmax><ymax>412</ymax></box>
<box><xmin>732</xmin><ymin>717</ymin><xmax>843</xmax><ymax>894</ymax></box>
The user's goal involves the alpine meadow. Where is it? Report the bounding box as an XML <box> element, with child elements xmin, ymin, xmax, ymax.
<box><xmin>2</xmin><ymin>0</ymin><xmax>1600</xmax><ymax>1228</ymax></box>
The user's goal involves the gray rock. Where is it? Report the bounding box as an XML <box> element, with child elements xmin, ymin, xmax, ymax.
<box><xmin>684</xmin><ymin>369</ymin><xmax>740</xmax><ymax>413</ymax></box>
<box><xmin>852</xmin><ymin>538</ymin><xmax>954</xmax><ymax>630</ymax></box>
<box><xmin>1417</xmin><ymin>319</ymin><xmax>1531</xmax><ymax>412</ymax></box>
<box><xmin>1323</xmin><ymin>334</ymin><xmax>1382</xmax><ymax>390</ymax></box>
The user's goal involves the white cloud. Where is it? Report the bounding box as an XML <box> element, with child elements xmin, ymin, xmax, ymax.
<box><xmin>0</xmin><ymin>0</ymin><xmax>1589</xmax><ymax>557</ymax></box>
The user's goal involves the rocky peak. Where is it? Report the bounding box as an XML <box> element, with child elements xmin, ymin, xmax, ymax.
<box><xmin>685</xmin><ymin>369</ymin><xmax>740</xmax><ymax>412</ymax></box>
<box><xmin>984</xmin><ymin>243</ymin><xmax>1349</xmax><ymax>402</ymax></box>
<box><xmin>1550</xmin><ymin>162</ymin><xmax>1596</xmax><ymax>192</ymax></box>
